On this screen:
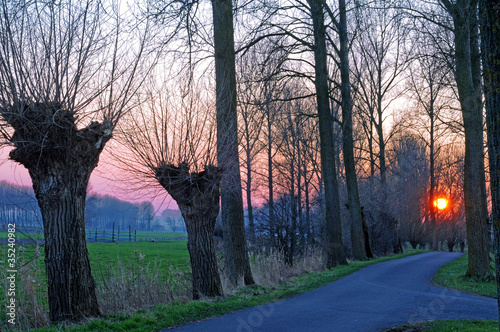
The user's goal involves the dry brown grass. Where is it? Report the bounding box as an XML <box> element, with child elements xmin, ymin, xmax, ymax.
<box><xmin>95</xmin><ymin>251</ymin><xmax>191</xmax><ymax>315</ymax></box>
<box><xmin>219</xmin><ymin>246</ymin><xmax>325</xmax><ymax>293</ymax></box>
<box><xmin>250</xmin><ymin>247</ymin><xmax>325</xmax><ymax>286</ymax></box>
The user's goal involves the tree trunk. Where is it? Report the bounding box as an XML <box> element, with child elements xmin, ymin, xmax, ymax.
<box><xmin>246</xmin><ymin>157</ymin><xmax>255</xmax><ymax>243</ymax></box>
<box><xmin>480</xmin><ymin>0</ymin><xmax>500</xmax><ymax>323</ymax></box>
<box><xmin>305</xmin><ymin>169</ymin><xmax>312</xmax><ymax>246</ymax></box>
<box><xmin>31</xmin><ymin>169</ymin><xmax>100</xmax><ymax>322</ymax></box>
<box><xmin>266</xmin><ymin>90</ymin><xmax>276</xmax><ymax>247</ymax></box>
<box><xmin>211</xmin><ymin>0</ymin><xmax>255</xmax><ymax>286</ymax></box>
<box><xmin>430</xmin><ymin>104</ymin><xmax>438</xmax><ymax>251</ymax></box>
<box><xmin>155</xmin><ymin>164</ymin><xmax>223</xmax><ymax>299</ymax></box>
<box><xmin>308</xmin><ymin>0</ymin><xmax>346</xmax><ymax>268</ymax></box>
<box><xmin>339</xmin><ymin>0</ymin><xmax>366</xmax><ymax>261</ymax></box>
<box><xmin>447</xmin><ymin>0</ymin><xmax>492</xmax><ymax>278</ymax></box>
<box><xmin>8</xmin><ymin>105</ymin><xmax>109</xmax><ymax>322</ymax></box>
<box><xmin>361</xmin><ymin>208</ymin><xmax>374</xmax><ymax>258</ymax></box>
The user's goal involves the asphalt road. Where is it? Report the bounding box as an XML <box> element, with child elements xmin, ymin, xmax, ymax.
<box><xmin>162</xmin><ymin>252</ymin><xmax>498</xmax><ymax>332</ymax></box>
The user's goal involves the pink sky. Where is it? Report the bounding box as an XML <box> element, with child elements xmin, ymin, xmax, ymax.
<box><xmin>0</xmin><ymin>148</ymin><xmax>177</xmax><ymax>215</ymax></box>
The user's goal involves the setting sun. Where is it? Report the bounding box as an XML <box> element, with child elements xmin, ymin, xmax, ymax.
<box><xmin>433</xmin><ymin>198</ymin><xmax>448</xmax><ymax>210</ymax></box>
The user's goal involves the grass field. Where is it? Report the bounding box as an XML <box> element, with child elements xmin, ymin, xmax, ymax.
<box><xmin>1</xmin><ymin>239</ymin><xmax>191</xmax><ymax>286</ymax></box>
<box><xmin>133</xmin><ymin>232</ymin><xmax>187</xmax><ymax>240</ymax></box>
<box><xmin>0</xmin><ymin>230</ymin><xmax>187</xmax><ymax>240</ymax></box>
<box><xmin>1</xmin><ymin>238</ymin><xmax>192</xmax><ymax>330</ymax></box>
<box><xmin>88</xmin><ymin>240</ymin><xmax>191</xmax><ymax>279</ymax></box>
<box><xmin>0</xmin><ymin>231</ymin><xmax>43</xmax><ymax>240</ymax></box>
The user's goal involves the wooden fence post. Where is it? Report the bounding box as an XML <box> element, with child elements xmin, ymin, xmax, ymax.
<box><xmin>112</xmin><ymin>222</ymin><xmax>115</xmax><ymax>242</ymax></box>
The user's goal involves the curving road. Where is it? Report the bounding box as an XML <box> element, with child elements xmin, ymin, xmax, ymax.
<box><xmin>162</xmin><ymin>252</ymin><xmax>498</xmax><ymax>332</ymax></box>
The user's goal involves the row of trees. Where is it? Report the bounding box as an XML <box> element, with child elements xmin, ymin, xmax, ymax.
<box><xmin>0</xmin><ymin>0</ymin><xmax>498</xmax><ymax>324</ymax></box>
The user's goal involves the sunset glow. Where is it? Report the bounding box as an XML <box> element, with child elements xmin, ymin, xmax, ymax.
<box><xmin>433</xmin><ymin>198</ymin><xmax>448</xmax><ymax>210</ymax></box>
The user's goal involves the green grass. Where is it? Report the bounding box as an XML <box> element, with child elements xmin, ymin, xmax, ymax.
<box><xmin>133</xmin><ymin>232</ymin><xmax>187</xmax><ymax>240</ymax></box>
<box><xmin>0</xmin><ymin>231</ymin><xmax>43</xmax><ymax>239</ymax></box>
<box><xmin>88</xmin><ymin>240</ymin><xmax>190</xmax><ymax>273</ymax></box>
<box><xmin>0</xmin><ymin>240</ymin><xmax>191</xmax><ymax>328</ymax></box>
<box><xmin>0</xmin><ymin>230</ymin><xmax>187</xmax><ymax>240</ymax></box>
<box><xmin>386</xmin><ymin>319</ymin><xmax>498</xmax><ymax>331</ymax></box>
<box><xmin>1</xmin><ymin>240</ymin><xmax>191</xmax><ymax>288</ymax></box>
<box><xmin>424</xmin><ymin>319</ymin><xmax>498</xmax><ymax>331</ymax></box>
<box><xmin>27</xmin><ymin>251</ymin><xmax>425</xmax><ymax>332</ymax></box>
<box><xmin>433</xmin><ymin>253</ymin><xmax>496</xmax><ymax>298</ymax></box>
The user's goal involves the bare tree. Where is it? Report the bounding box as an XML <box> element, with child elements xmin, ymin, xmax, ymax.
<box><xmin>400</xmin><ymin>0</ymin><xmax>491</xmax><ymax>278</ymax></box>
<box><xmin>114</xmin><ymin>80</ymin><xmax>223</xmax><ymax>299</ymax></box>
<box><xmin>480</xmin><ymin>0</ymin><xmax>500</xmax><ymax>322</ymax></box>
<box><xmin>307</xmin><ymin>0</ymin><xmax>346</xmax><ymax>267</ymax></box>
<box><xmin>391</xmin><ymin>133</ymin><xmax>429</xmax><ymax>250</ymax></box>
<box><xmin>439</xmin><ymin>0</ymin><xmax>491</xmax><ymax>278</ymax></box>
<box><xmin>237</xmin><ymin>49</ymin><xmax>267</xmax><ymax>243</ymax></box>
<box><xmin>405</xmin><ymin>37</ymin><xmax>454</xmax><ymax>250</ymax></box>
<box><xmin>335</xmin><ymin>0</ymin><xmax>366</xmax><ymax>260</ymax></box>
<box><xmin>212</xmin><ymin>0</ymin><xmax>255</xmax><ymax>286</ymax></box>
<box><xmin>0</xmin><ymin>0</ymin><xmax>152</xmax><ymax>321</ymax></box>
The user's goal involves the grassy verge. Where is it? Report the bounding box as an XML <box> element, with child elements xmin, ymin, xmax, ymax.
<box><xmin>387</xmin><ymin>252</ymin><xmax>497</xmax><ymax>332</ymax></box>
<box><xmin>385</xmin><ymin>319</ymin><xmax>497</xmax><ymax>331</ymax></box>
<box><xmin>28</xmin><ymin>251</ymin><xmax>425</xmax><ymax>332</ymax></box>
<box><xmin>433</xmin><ymin>253</ymin><xmax>496</xmax><ymax>298</ymax></box>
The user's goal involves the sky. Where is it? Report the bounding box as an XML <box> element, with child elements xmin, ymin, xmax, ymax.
<box><xmin>0</xmin><ymin>148</ymin><xmax>177</xmax><ymax>215</ymax></box>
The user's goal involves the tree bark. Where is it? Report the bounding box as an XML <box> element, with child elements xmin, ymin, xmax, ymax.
<box><xmin>155</xmin><ymin>164</ymin><xmax>223</xmax><ymax>299</ymax></box>
<box><xmin>339</xmin><ymin>0</ymin><xmax>367</xmax><ymax>261</ymax></box>
<box><xmin>246</xmin><ymin>157</ymin><xmax>255</xmax><ymax>243</ymax></box>
<box><xmin>211</xmin><ymin>0</ymin><xmax>255</xmax><ymax>286</ymax></box>
<box><xmin>8</xmin><ymin>104</ymin><xmax>107</xmax><ymax>321</ymax></box>
<box><xmin>444</xmin><ymin>0</ymin><xmax>492</xmax><ymax>278</ymax></box>
<box><xmin>430</xmin><ymin>98</ymin><xmax>438</xmax><ymax>251</ymax></box>
<box><xmin>479</xmin><ymin>0</ymin><xmax>500</xmax><ymax>323</ymax></box>
<box><xmin>308</xmin><ymin>0</ymin><xmax>346</xmax><ymax>268</ymax></box>
<box><xmin>266</xmin><ymin>87</ymin><xmax>276</xmax><ymax>247</ymax></box>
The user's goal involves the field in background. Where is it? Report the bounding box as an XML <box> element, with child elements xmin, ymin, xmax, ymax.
<box><xmin>0</xmin><ymin>229</ymin><xmax>187</xmax><ymax>241</ymax></box>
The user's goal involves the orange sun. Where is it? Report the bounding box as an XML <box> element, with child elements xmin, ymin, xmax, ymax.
<box><xmin>433</xmin><ymin>198</ymin><xmax>448</xmax><ymax>210</ymax></box>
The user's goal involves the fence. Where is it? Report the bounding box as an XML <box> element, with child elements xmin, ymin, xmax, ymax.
<box><xmin>86</xmin><ymin>223</ymin><xmax>137</xmax><ymax>242</ymax></box>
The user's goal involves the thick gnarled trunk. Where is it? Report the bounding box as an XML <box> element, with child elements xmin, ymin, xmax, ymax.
<box><xmin>155</xmin><ymin>164</ymin><xmax>223</xmax><ymax>299</ymax></box>
<box><xmin>7</xmin><ymin>103</ymin><xmax>109</xmax><ymax>321</ymax></box>
<box><xmin>30</xmin><ymin>166</ymin><xmax>100</xmax><ymax>321</ymax></box>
